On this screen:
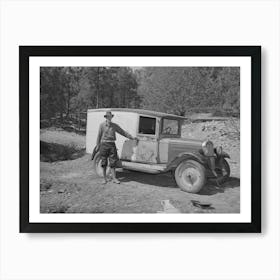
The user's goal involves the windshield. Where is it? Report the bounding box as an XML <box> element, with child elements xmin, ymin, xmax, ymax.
<box><xmin>161</xmin><ymin>118</ymin><xmax>180</xmax><ymax>135</ymax></box>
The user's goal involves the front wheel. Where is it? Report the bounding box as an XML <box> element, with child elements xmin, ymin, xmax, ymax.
<box><xmin>174</xmin><ymin>160</ymin><xmax>206</xmax><ymax>193</ymax></box>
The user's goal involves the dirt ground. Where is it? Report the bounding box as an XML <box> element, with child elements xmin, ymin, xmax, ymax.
<box><xmin>40</xmin><ymin>120</ymin><xmax>240</xmax><ymax>214</ymax></box>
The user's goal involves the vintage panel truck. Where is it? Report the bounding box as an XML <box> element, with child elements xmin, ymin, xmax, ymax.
<box><xmin>86</xmin><ymin>108</ymin><xmax>230</xmax><ymax>193</ymax></box>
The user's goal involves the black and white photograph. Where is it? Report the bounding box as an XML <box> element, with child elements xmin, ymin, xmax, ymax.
<box><xmin>20</xmin><ymin>46</ymin><xmax>260</xmax><ymax>232</ymax></box>
<box><xmin>40</xmin><ymin>66</ymin><xmax>240</xmax><ymax>214</ymax></box>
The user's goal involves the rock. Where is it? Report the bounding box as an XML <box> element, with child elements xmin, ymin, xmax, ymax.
<box><xmin>58</xmin><ymin>189</ymin><xmax>66</xmax><ymax>193</ymax></box>
<box><xmin>191</xmin><ymin>200</ymin><xmax>213</xmax><ymax>209</ymax></box>
<box><xmin>40</xmin><ymin>182</ymin><xmax>52</xmax><ymax>191</ymax></box>
<box><xmin>157</xmin><ymin>200</ymin><xmax>181</xmax><ymax>213</ymax></box>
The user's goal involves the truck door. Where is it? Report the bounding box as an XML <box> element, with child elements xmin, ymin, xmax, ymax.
<box><xmin>121</xmin><ymin>115</ymin><xmax>159</xmax><ymax>164</ymax></box>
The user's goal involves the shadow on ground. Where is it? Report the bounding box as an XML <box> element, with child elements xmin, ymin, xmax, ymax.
<box><xmin>199</xmin><ymin>177</ymin><xmax>240</xmax><ymax>195</ymax></box>
<box><xmin>117</xmin><ymin>169</ymin><xmax>240</xmax><ymax>196</ymax></box>
<box><xmin>117</xmin><ymin>170</ymin><xmax>177</xmax><ymax>188</ymax></box>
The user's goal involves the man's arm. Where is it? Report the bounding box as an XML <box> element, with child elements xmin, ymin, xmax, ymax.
<box><xmin>114</xmin><ymin>124</ymin><xmax>136</xmax><ymax>140</ymax></box>
<box><xmin>96</xmin><ymin>124</ymin><xmax>103</xmax><ymax>145</ymax></box>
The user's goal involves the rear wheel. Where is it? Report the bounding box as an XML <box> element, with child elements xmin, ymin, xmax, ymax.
<box><xmin>174</xmin><ymin>160</ymin><xmax>206</xmax><ymax>193</ymax></box>
<box><xmin>93</xmin><ymin>152</ymin><xmax>110</xmax><ymax>177</ymax></box>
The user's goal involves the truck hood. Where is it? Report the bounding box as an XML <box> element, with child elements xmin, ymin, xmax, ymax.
<box><xmin>160</xmin><ymin>138</ymin><xmax>204</xmax><ymax>161</ymax></box>
<box><xmin>157</xmin><ymin>138</ymin><xmax>205</xmax><ymax>163</ymax></box>
<box><xmin>160</xmin><ymin>137</ymin><xmax>203</xmax><ymax>149</ymax></box>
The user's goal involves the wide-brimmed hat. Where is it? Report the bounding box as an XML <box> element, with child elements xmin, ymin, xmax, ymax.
<box><xmin>104</xmin><ymin>111</ymin><xmax>114</xmax><ymax>118</ymax></box>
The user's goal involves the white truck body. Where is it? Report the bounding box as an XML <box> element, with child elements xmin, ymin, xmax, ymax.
<box><xmin>86</xmin><ymin>109</ymin><xmax>138</xmax><ymax>156</ymax></box>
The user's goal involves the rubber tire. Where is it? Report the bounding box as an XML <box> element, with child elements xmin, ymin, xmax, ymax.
<box><xmin>93</xmin><ymin>152</ymin><xmax>110</xmax><ymax>177</ymax></box>
<box><xmin>174</xmin><ymin>160</ymin><xmax>206</xmax><ymax>193</ymax></box>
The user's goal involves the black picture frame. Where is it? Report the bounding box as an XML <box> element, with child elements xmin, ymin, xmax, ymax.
<box><xmin>20</xmin><ymin>46</ymin><xmax>261</xmax><ymax>233</ymax></box>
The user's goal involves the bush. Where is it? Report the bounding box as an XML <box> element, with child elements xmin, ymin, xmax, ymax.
<box><xmin>40</xmin><ymin>141</ymin><xmax>85</xmax><ymax>162</ymax></box>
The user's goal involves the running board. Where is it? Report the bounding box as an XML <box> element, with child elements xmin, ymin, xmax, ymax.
<box><xmin>120</xmin><ymin>161</ymin><xmax>167</xmax><ymax>174</ymax></box>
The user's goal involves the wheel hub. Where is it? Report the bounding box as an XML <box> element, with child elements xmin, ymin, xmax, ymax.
<box><xmin>180</xmin><ymin>167</ymin><xmax>200</xmax><ymax>187</ymax></box>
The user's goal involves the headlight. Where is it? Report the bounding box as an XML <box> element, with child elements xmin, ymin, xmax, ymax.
<box><xmin>202</xmin><ymin>140</ymin><xmax>214</xmax><ymax>156</ymax></box>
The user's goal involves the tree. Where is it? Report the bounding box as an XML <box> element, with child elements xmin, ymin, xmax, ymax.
<box><xmin>138</xmin><ymin>67</ymin><xmax>203</xmax><ymax>116</ymax></box>
<box><xmin>137</xmin><ymin>67</ymin><xmax>240</xmax><ymax>116</ymax></box>
<box><xmin>75</xmin><ymin>67</ymin><xmax>139</xmax><ymax>110</ymax></box>
<box><xmin>40</xmin><ymin>66</ymin><xmax>240</xmax><ymax>122</ymax></box>
<box><xmin>40</xmin><ymin>67</ymin><xmax>82</xmax><ymax>119</ymax></box>
<box><xmin>40</xmin><ymin>67</ymin><xmax>66</xmax><ymax>119</ymax></box>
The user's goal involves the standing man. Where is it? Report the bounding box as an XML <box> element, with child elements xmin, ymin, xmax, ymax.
<box><xmin>96</xmin><ymin>110</ymin><xmax>138</xmax><ymax>184</ymax></box>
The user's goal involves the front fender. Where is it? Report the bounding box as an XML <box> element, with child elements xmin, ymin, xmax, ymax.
<box><xmin>166</xmin><ymin>151</ymin><xmax>207</xmax><ymax>171</ymax></box>
<box><xmin>221</xmin><ymin>151</ymin><xmax>230</xmax><ymax>159</ymax></box>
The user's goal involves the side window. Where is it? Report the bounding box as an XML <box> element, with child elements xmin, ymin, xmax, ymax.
<box><xmin>138</xmin><ymin>116</ymin><xmax>156</xmax><ymax>135</ymax></box>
